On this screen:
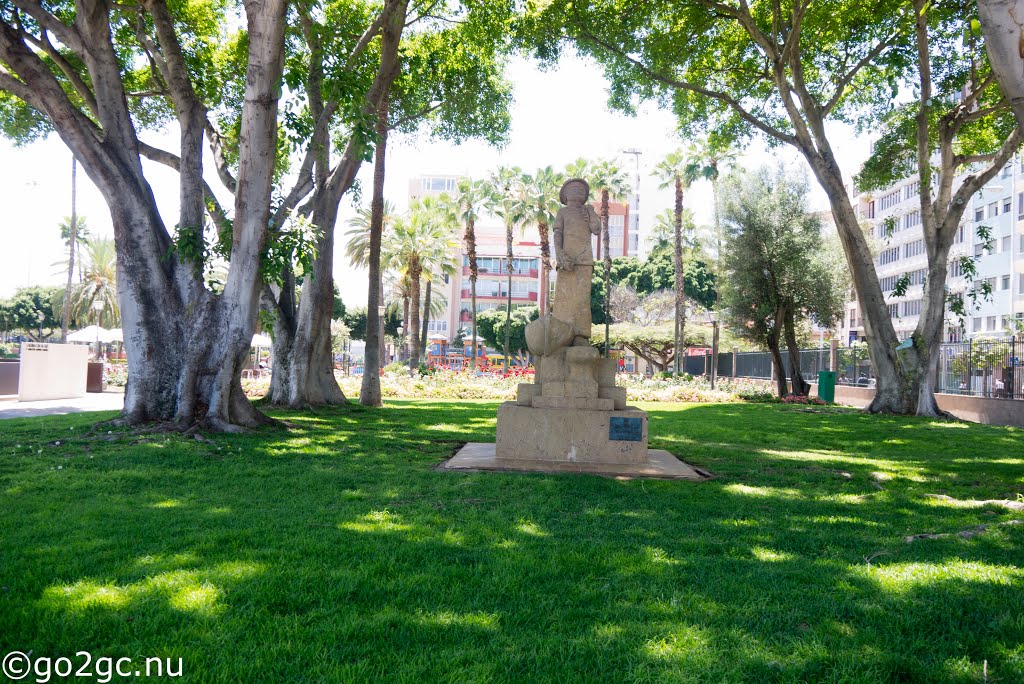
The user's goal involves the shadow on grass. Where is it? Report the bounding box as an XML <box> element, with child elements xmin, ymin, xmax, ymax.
<box><xmin>0</xmin><ymin>401</ymin><xmax>1021</xmax><ymax>681</ymax></box>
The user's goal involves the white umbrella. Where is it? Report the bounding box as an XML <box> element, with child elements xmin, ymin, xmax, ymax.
<box><xmin>427</xmin><ymin>333</ymin><xmax>448</xmax><ymax>341</ymax></box>
<box><xmin>106</xmin><ymin>328</ymin><xmax>124</xmax><ymax>343</ymax></box>
<box><xmin>67</xmin><ymin>325</ymin><xmax>109</xmax><ymax>343</ymax></box>
<box><xmin>251</xmin><ymin>333</ymin><xmax>272</xmax><ymax>347</ymax></box>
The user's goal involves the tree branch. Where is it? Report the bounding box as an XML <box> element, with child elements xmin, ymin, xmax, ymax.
<box><xmin>576</xmin><ymin>28</ymin><xmax>798</xmax><ymax>146</ymax></box>
<box><xmin>17</xmin><ymin>23</ymin><xmax>98</xmax><ymax>116</ymax></box>
<box><xmin>11</xmin><ymin>0</ymin><xmax>86</xmax><ymax>57</ymax></box>
<box><xmin>205</xmin><ymin>121</ymin><xmax>237</xmax><ymax>194</ymax></box>
<box><xmin>137</xmin><ymin>140</ymin><xmax>231</xmax><ymax>230</ymax></box>
<box><xmin>822</xmin><ymin>30</ymin><xmax>903</xmax><ymax>117</ymax></box>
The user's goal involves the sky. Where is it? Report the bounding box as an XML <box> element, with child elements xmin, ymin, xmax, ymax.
<box><xmin>0</xmin><ymin>53</ymin><xmax>874</xmax><ymax>307</ymax></box>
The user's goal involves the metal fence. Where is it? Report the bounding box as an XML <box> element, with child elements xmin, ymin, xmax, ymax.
<box><xmin>691</xmin><ymin>337</ymin><xmax>1022</xmax><ymax>400</ymax></box>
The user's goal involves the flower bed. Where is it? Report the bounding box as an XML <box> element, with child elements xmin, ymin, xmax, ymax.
<box><xmin>242</xmin><ymin>367</ymin><xmax>776</xmax><ymax>403</ymax></box>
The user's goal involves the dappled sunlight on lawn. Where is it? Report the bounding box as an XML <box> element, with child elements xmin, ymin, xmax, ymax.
<box><xmin>414</xmin><ymin>610</ymin><xmax>500</xmax><ymax>631</ymax></box>
<box><xmin>39</xmin><ymin>560</ymin><xmax>264</xmax><ymax>618</ymax></box>
<box><xmin>855</xmin><ymin>560</ymin><xmax>1023</xmax><ymax>593</ymax></box>
<box><xmin>750</xmin><ymin>546</ymin><xmax>795</xmax><ymax>562</ymax></box>
<box><xmin>339</xmin><ymin>509</ymin><xmax>414</xmax><ymax>534</ymax></box>
<box><xmin>723</xmin><ymin>483</ymin><xmax>804</xmax><ymax>499</ymax></box>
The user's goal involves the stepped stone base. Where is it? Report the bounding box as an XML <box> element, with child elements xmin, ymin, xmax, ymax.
<box><xmin>440</xmin><ymin>442</ymin><xmax>706</xmax><ymax>480</ymax></box>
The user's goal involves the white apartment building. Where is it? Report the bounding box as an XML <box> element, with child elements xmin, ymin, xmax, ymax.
<box><xmin>845</xmin><ymin>158</ymin><xmax>1024</xmax><ymax>344</ymax></box>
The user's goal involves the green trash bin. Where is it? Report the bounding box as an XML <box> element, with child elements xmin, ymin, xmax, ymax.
<box><xmin>817</xmin><ymin>370</ymin><xmax>836</xmax><ymax>403</ymax></box>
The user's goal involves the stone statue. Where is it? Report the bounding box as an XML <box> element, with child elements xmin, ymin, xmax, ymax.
<box><xmin>552</xmin><ymin>178</ymin><xmax>602</xmax><ymax>346</ymax></box>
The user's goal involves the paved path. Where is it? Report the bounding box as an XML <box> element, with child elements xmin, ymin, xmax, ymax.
<box><xmin>0</xmin><ymin>391</ymin><xmax>124</xmax><ymax>419</ymax></box>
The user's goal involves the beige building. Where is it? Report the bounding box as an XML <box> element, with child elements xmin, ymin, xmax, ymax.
<box><xmin>409</xmin><ymin>175</ymin><xmax>543</xmax><ymax>349</ymax></box>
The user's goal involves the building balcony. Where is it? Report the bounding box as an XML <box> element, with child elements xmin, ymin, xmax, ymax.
<box><xmin>463</xmin><ymin>266</ymin><xmax>539</xmax><ymax>278</ymax></box>
<box><xmin>461</xmin><ymin>290</ymin><xmax>538</xmax><ymax>301</ymax></box>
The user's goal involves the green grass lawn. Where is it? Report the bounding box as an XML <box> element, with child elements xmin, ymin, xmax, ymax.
<box><xmin>1</xmin><ymin>401</ymin><xmax>1022</xmax><ymax>682</ymax></box>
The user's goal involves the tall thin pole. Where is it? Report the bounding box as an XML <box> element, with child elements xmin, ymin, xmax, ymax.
<box><xmin>61</xmin><ymin>155</ymin><xmax>78</xmax><ymax>343</ymax></box>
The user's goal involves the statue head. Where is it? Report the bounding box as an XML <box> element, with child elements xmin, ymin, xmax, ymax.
<box><xmin>559</xmin><ymin>178</ymin><xmax>590</xmax><ymax>207</ymax></box>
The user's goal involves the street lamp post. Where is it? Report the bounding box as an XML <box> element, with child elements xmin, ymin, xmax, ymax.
<box><xmin>92</xmin><ymin>299</ymin><xmax>104</xmax><ymax>360</ymax></box>
<box><xmin>705</xmin><ymin>310</ymin><xmax>720</xmax><ymax>391</ymax></box>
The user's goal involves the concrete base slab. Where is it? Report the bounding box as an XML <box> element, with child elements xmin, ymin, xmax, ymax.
<box><xmin>440</xmin><ymin>442</ymin><xmax>708</xmax><ymax>481</ymax></box>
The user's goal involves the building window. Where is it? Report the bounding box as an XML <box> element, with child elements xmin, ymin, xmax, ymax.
<box><xmin>949</xmin><ymin>259</ymin><xmax>963</xmax><ymax>278</ymax></box>
<box><xmin>973</xmin><ymin>317</ymin><xmax>982</xmax><ymax>332</ymax></box>
<box><xmin>1002</xmin><ymin>275</ymin><xmax>1011</xmax><ymax>290</ymax></box>
<box><xmin>608</xmin><ymin>214</ymin><xmax>625</xmax><ymax>237</ymax></box>
<box><xmin>1002</xmin><ymin>235</ymin><xmax>1011</xmax><ymax>252</ymax></box>
<box><xmin>888</xmin><ymin>304</ymin><xmax>899</xmax><ymax>318</ymax></box>
<box><xmin>989</xmin><ymin>202</ymin><xmax>999</xmax><ymax>217</ymax></box>
<box><xmin>1004</xmin><ymin>199</ymin><xmax>1012</xmax><ymax>214</ymax></box>
<box><xmin>974</xmin><ymin>208</ymin><xmax>984</xmax><ymax>222</ymax></box>
<box><xmin>903</xmin><ymin>239</ymin><xmax>925</xmax><ymax>259</ymax></box>
<box><xmin>903</xmin><ymin>211</ymin><xmax>920</xmax><ymax>230</ymax></box>
<box><xmin>904</xmin><ymin>181</ymin><xmax>920</xmax><ymax>199</ymax></box>
<box><xmin>879</xmin><ymin>191</ymin><xmax>900</xmax><ymax>211</ymax></box>
<box><xmin>902</xmin><ymin>299</ymin><xmax>922</xmax><ymax>316</ymax></box>
<box><xmin>879</xmin><ymin>247</ymin><xmax>900</xmax><ymax>265</ymax></box>
<box><xmin>849</xmin><ymin>309</ymin><xmax>857</xmax><ymax>327</ymax></box>
<box><xmin>986</xmin><ymin>316</ymin><xmax>997</xmax><ymax>331</ymax></box>
<box><xmin>974</xmin><ymin>243</ymin><xmax>984</xmax><ymax>257</ymax></box>
<box><xmin>955</xmin><ymin>225</ymin><xmax>965</xmax><ymax>243</ymax></box>
<box><xmin>1020</xmin><ymin>273</ymin><xmax>1024</xmax><ymax>294</ymax></box>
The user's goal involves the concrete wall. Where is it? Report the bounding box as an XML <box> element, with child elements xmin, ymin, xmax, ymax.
<box><xmin>812</xmin><ymin>383</ymin><xmax>1024</xmax><ymax>429</ymax></box>
<box><xmin>18</xmin><ymin>343</ymin><xmax>88</xmax><ymax>402</ymax></box>
<box><xmin>0</xmin><ymin>360</ymin><xmax>19</xmax><ymax>396</ymax></box>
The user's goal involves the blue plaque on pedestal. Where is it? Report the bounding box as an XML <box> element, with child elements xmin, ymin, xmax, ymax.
<box><xmin>609</xmin><ymin>416</ymin><xmax>642</xmax><ymax>442</ymax></box>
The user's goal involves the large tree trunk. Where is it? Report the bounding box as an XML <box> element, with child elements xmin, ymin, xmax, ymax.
<box><xmin>359</xmin><ymin>98</ymin><xmax>391</xmax><ymax>406</ymax></box>
<box><xmin>913</xmin><ymin>248</ymin><xmax>955</xmax><ymax>417</ymax></box>
<box><xmin>978</xmin><ymin>0</ymin><xmax>1024</xmax><ymax>132</ymax></box>
<box><xmin>276</xmin><ymin>200</ymin><xmax>346</xmax><ymax>407</ymax></box>
<box><xmin>783</xmin><ymin>308</ymin><xmax>810</xmax><ymax>397</ymax></box>
<box><xmin>0</xmin><ymin>0</ymin><xmax>286</xmax><ymax>429</ymax></box>
<box><xmin>807</xmin><ymin>159</ymin><xmax>916</xmax><ymax>413</ymax></box>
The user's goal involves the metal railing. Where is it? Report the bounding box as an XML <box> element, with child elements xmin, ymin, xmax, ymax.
<box><xmin>687</xmin><ymin>338</ymin><xmax>1021</xmax><ymax>400</ymax></box>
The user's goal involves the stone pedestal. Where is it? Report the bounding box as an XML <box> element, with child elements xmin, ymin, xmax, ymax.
<box><xmin>496</xmin><ymin>402</ymin><xmax>647</xmax><ymax>464</ymax></box>
<box><xmin>493</xmin><ymin>324</ymin><xmax>655</xmax><ymax>469</ymax></box>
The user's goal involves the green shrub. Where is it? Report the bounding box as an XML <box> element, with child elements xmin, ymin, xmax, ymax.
<box><xmin>738</xmin><ymin>390</ymin><xmax>780</xmax><ymax>403</ymax></box>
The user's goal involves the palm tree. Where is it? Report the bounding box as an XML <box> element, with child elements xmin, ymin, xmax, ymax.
<box><xmin>445</xmin><ymin>179</ymin><xmax>489</xmax><ymax>369</ymax></box>
<box><xmin>685</xmin><ymin>135</ymin><xmax>737</xmax><ymax>303</ymax></box>
<box><xmin>589</xmin><ymin>159</ymin><xmax>632</xmax><ymax>356</ymax></box>
<box><xmin>485</xmin><ymin>166</ymin><xmax>528</xmax><ymax>371</ymax></box>
<box><xmin>403</xmin><ymin>194</ymin><xmax>460</xmax><ymax>366</ymax></box>
<box><xmin>344</xmin><ymin>200</ymin><xmax>398</xmax><ymax>269</ymax></box>
<box><xmin>522</xmin><ymin>166</ymin><xmax>564</xmax><ymax>315</ymax></box>
<box><xmin>398</xmin><ymin>197</ymin><xmax>458</xmax><ymax>369</ymax></box>
<box><xmin>653</xmin><ymin>148</ymin><xmax>693</xmax><ymax>376</ymax></box>
<box><xmin>70</xmin><ymin>237</ymin><xmax>119</xmax><ymax>328</ymax></box>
